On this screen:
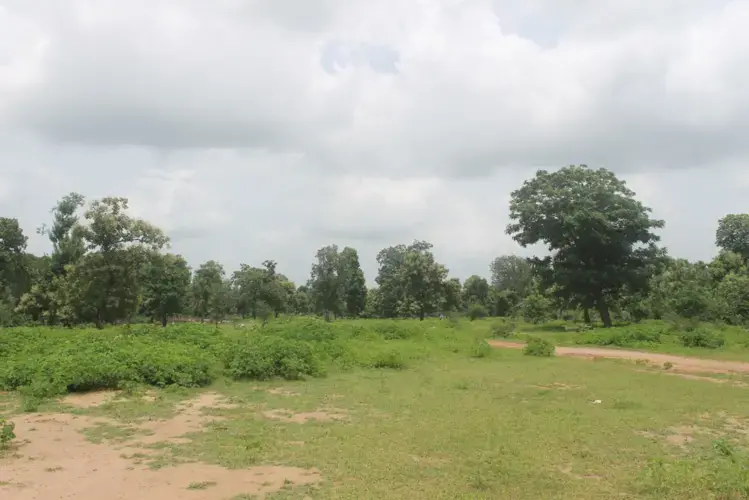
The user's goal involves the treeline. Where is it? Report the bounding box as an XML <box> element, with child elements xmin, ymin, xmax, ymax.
<box><xmin>1</xmin><ymin>165</ymin><xmax>749</xmax><ymax>328</ymax></box>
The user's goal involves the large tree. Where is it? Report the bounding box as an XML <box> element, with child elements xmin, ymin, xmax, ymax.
<box><xmin>309</xmin><ymin>245</ymin><xmax>343</xmax><ymax>321</ymax></box>
<box><xmin>489</xmin><ymin>255</ymin><xmax>533</xmax><ymax>297</ymax></box>
<box><xmin>140</xmin><ymin>253</ymin><xmax>192</xmax><ymax>326</ymax></box>
<box><xmin>190</xmin><ymin>260</ymin><xmax>226</xmax><ymax>321</ymax></box>
<box><xmin>338</xmin><ymin>247</ymin><xmax>367</xmax><ymax>317</ymax></box>
<box><xmin>62</xmin><ymin>197</ymin><xmax>168</xmax><ymax>327</ymax></box>
<box><xmin>400</xmin><ymin>241</ymin><xmax>448</xmax><ymax>320</ymax></box>
<box><xmin>506</xmin><ymin>165</ymin><xmax>664</xmax><ymax>327</ymax></box>
<box><xmin>462</xmin><ymin>275</ymin><xmax>490</xmax><ymax>307</ymax></box>
<box><xmin>716</xmin><ymin>214</ymin><xmax>749</xmax><ymax>261</ymax></box>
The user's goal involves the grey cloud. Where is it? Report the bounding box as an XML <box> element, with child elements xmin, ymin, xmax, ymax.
<box><xmin>1</xmin><ymin>0</ymin><xmax>749</xmax><ymax>285</ymax></box>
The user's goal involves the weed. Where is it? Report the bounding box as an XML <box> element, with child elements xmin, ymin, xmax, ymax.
<box><xmin>0</xmin><ymin>417</ymin><xmax>15</xmax><ymax>448</ymax></box>
<box><xmin>470</xmin><ymin>339</ymin><xmax>492</xmax><ymax>358</ymax></box>
<box><xmin>491</xmin><ymin>321</ymin><xmax>516</xmax><ymax>338</ymax></box>
<box><xmin>523</xmin><ymin>336</ymin><xmax>555</xmax><ymax>357</ymax></box>
<box><xmin>187</xmin><ymin>481</ymin><xmax>217</xmax><ymax>490</ymax></box>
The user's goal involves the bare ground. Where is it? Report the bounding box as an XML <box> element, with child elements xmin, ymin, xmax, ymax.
<box><xmin>0</xmin><ymin>392</ymin><xmax>322</xmax><ymax>499</ymax></box>
<box><xmin>488</xmin><ymin>340</ymin><xmax>749</xmax><ymax>375</ymax></box>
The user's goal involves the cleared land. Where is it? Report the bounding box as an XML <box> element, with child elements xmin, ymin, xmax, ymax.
<box><xmin>2</xmin><ymin>318</ymin><xmax>749</xmax><ymax>499</ymax></box>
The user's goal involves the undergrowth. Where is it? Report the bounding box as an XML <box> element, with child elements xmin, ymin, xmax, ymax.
<box><xmin>0</xmin><ymin>317</ymin><xmax>483</xmax><ymax>400</ymax></box>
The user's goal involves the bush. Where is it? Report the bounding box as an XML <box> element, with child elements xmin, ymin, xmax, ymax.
<box><xmin>0</xmin><ymin>417</ymin><xmax>15</xmax><ymax>448</ymax></box>
<box><xmin>223</xmin><ymin>335</ymin><xmax>324</xmax><ymax>381</ymax></box>
<box><xmin>0</xmin><ymin>333</ymin><xmax>217</xmax><ymax>398</ymax></box>
<box><xmin>470</xmin><ymin>339</ymin><xmax>492</xmax><ymax>358</ymax></box>
<box><xmin>523</xmin><ymin>336</ymin><xmax>555</xmax><ymax>357</ymax></box>
<box><xmin>371</xmin><ymin>349</ymin><xmax>408</xmax><ymax>369</ymax></box>
<box><xmin>491</xmin><ymin>321</ymin><xmax>515</xmax><ymax>338</ymax></box>
<box><xmin>467</xmin><ymin>304</ymin><xmax>488</xmax><ymax>321</ymax></box>
<box><xmin>679</xmin><ymin>328</ymin><xmax>725</xmax><ymax>349</ymax></box>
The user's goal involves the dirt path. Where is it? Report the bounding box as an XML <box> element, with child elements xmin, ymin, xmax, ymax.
<box><xmin>487</xmin><ymin>340</ymin><xmax>749</xmax><ymax>375</ymax></box>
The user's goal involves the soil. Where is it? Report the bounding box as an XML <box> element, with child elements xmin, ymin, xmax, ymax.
<box><xmin>488</xmin><ymin>340</ymin><xmax>749</xmax><ymax>375</ymax></box>
<box><xmin>262</xmin><ymin>408</ymin><xmax>349</xmax><ymax>424</ymax></box>
<box><xmin>0</xmin><ymin>392</ymin><xmax>321</xmax><ymax>499</ymax></box>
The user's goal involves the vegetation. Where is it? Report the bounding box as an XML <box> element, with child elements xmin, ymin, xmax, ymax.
<box><xmin>0</xmin><ymin>165</ymin><xmax>747</xmax><ymax>330</ymax></box>
<box><xmin>3</xmin><ymin>164</ymin><xmax>749</xmax><ymax>497</ymax></box>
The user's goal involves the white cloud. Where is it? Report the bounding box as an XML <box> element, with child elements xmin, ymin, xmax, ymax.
<box><xmin>1</xmin><ymin>0</ymin><xmax>748</xmax><ymax>284</ymax></box>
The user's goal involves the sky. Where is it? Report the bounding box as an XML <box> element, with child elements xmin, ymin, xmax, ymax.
<box><xmin>1</xmin><ymin>0</ymin><xmax>748</xmax><ymax>285</ymax></box>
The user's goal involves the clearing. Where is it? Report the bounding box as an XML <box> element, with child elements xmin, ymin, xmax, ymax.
<box><xmin>3</xmin><ymin>347</ymin><xmax>749</xmax><ymax>499</ymax></box>
<box><xmin>488</xmin><ymin>340</ymin><xmax>749</xmax><ymax>375</ymax></box>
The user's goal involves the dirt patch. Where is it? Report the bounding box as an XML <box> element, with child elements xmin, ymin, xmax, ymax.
<box><xmin>135</xmin><ymin>393</ymin><xmax>238</xmax><ymax>445</ymax></box>
<box><xmin>533</xmin><ymin>383</ymin><xmax>582</xmax><ymax>390</ymax></box>
<box><xmin>262</xmin><ymin>408</ymin><xmax>349</xmax><ymax>424</ymax></box>
<box><xmin>634</xmin><ymin>369</ymin><xmax>749</xmax><ymax>388</ymax></box>
<box><xmin>637</xmin><ymin>424</ymin><xmax>709</xmax><ymax>449</ymax></box>
<box><xmin>557</xmin><ymin>465</ymin><xmax>602</xmax><ymax>480</ymax></box>
<box><xmin>267</xmin><ymin>388</ymin><xmax>300</xmax><ymax>397</ymax></box>
<box><xmin>0</xmin><ymin>394</ymin><xmax>321</xmax><ymax>499</ymax></box>
<box><xmin>489</xmin><ymin>340</ymin><xmax>749</xmax><ymax>375</ymax></box>
<box><xmin>62</xmin><ymin>391</ymin><xmax>119</xmax><ymax>408</ymax></box>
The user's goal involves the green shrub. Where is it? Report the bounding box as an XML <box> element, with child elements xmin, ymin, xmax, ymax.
<box><xmin>679</xmin><ymin>328</ymin><xmax>725</xmax><ymax>349</ymax></box>
<box><xmin>491</xmin><ymin>321</ymin><xmax>515</xmax><ymax>338</ymax></box>
<box><xmin>470</xmin><ymin>339</ymin><xmax>492</xmax><ymax>358</ymax></box>
<box><xmin>523</xmin><ymin>336</ymin><xmax>555</xmax><ymax>357</ymax></box>
<box><xmin>0</xmin><ymin>417</ymin><xmax>15</xmax><ymax>448</ymax></box>
<box><xmin>371</xmin><ymin>349</ymin><xmax>407</xmax><ymax>369</ymax></box>
<box><xmin>223</xmin><ymin>335</ymin><xmax>324</xmax><ymax>381</ymax></box>
<box><xmin>467</xmin><ymin>304</ymin><xmax>488</xmax><ymax>321</ymax></box>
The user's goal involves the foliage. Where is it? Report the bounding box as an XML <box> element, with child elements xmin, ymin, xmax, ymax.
<box><xmin>490</xmin><ymin>255</ymin><xmax>533</xmax><ymax>298</ymax></box>
<box><xmin>490</xmin><ymin>321</ymin><xmax>516</xmax><ymax>338</ymax></box>
<box><xmin>467</xmin><ymin>303</ymin><xmax>489</xmax><ymax>321</ymax></box>
<box><xmin>506</xmin><ymin>165</ymin><xmax>664</xmax><ymax>327</ymax></box>
<box><xmin>716</xmin><ymin>213</ymin><xmax>749</xmax><ymax>261</ymax></box>
<box><xmin>222</xmin><ymin>335</ymin><xmax>324</xmax><ymax>381</ymax></box>
<box><xmin>678</xmin><ymin>327</ymin><xmax>726</xmax><ymax>349</ymax></box>
<box><xmin>523</xmin><ymin>336</ymin><xmax>555</xmax><ymax>357</ymax></box>
<box><xmin>470</xmin><ymin>339</ymin><xmax>493</xmax><ymax>358</ymax></box>
<box><xmin>0</xmin><ymin>416</ymin><xmax>15</xmax><ymax>448</ymax></box>
<box><xmin>140</xmin><ymin>253</ymin><xmax>191</xmax><ymax>326</ymax></box>
<box><xmin>518</xmin><ymin>293</ymin><xmax>552</xmax><ymax>324</ymax></box>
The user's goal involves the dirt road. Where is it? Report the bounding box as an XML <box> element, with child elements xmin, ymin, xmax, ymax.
<box><xmin>487</xmin><ymin>340</ymin><xmax>749</xmax><ymax>375</ymax></box>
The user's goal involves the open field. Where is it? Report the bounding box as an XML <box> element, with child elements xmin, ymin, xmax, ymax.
<box><xmin>2</xmin><ymin>318</ymin><xmax>749</xmax><ymax>499</ymax></box>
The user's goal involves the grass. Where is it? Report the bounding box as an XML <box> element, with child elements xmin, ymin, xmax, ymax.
<box><xmin>2</xmin><ymin>317</ymin><xmax>749</xmax><ymax>498</ymax></box>
<box><xmin>509</xmin><ymin>319</ymin><xmax>749</xmax><ymax>362</ymax></box>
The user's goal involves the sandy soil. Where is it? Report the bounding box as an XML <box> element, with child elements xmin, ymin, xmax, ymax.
<box><xmin>0</xmin><ymin>392</ymin><xmax>321</xmax><ymax>499</ymax></box>
<box><xmin>488</xmin><ymin>340</ymin><xmax>749</xmax><ymax>375</ymax></box>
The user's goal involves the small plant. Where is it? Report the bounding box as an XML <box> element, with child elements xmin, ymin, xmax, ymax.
<box><xmin>187</xmin><ymin>481</ymin><xmax>217</xmax><ymax>490</ymax></box>
<box><xmin>372</xmin><ymin>350</ymin><xmax>407</xmax><ymax>369</ymax></box>
<box><xmin>663</xmin><ymin>362</ymin><xmax>673</xmax><ymax>370</ymax></box>
<box><xmin>0</xmin><ymin>417</ymin><xmax>15</xmax><ymax>449</ymax></box>
<box><xmin>467</xmin><ymin>303</ymin><xmax>488</xmax><ymax>321</ymax></box>
<box><xmin>679</xmin><ymin>328</ymin><xmax>725</xmax><ymax>349</ymax></box>
<box><xmin>523</xmin><ymin>336</ymin><xmax>555</xmax><ymax>357</ymax></box>
<box><xmin>470</xmin><ymin>339</ymin><xmax>492</xmax><ymax>358</ymax></box>
<box><xmin>490</xmin><ymin>321</ymin><xmax>515</xmax><ymax>338</ymax></box>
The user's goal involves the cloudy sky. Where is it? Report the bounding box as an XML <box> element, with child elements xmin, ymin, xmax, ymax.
<box><xmin>1</xmin><ymin>0</ymin><xmax>748</xmax><ymax>285</ymax></box>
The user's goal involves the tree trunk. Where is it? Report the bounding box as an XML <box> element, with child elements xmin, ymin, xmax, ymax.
<box><xmin>161</xmin><ymin>314</ymin><xmax>168</xmax><ymax>327</ymax></box>
<box><xmin>583</xmin><ymin>307</ymin><xmax>591</xmax><ymax>324</ymax></box>
<box><xmin>596</xmin><ymin>297</ymin><xmax>612</xmax><ymax>328</ymax></box>
<box><xmin>419</xmin><ymin>308</ymin><xmax>425</xmax><ymax>321</ymax></box>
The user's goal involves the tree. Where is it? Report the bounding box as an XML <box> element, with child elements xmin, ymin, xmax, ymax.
<box><xmin>400</xmin><ymin>241</ymin><xmax>448</xmax><ymax>320</ymax></box>
<box><xmin>61</xmin><ymin>197</ymin><xmax>168</xmax><ymax>327</ymax></box>
<box><xmin>338</xmin><ymin>247</ymin><xmax>367</xmax><ymax>317</ymax></box>
<box><xmin>441</xmin><ymin>277</ymin><xmax>463</xmax><ymax>313</ymax></box>
<box><xmin>39</xmin><ymin>192</ymin><xmax>86</xmax><ymax>276</ymax></box>
<box><xmin>309</xmin><ymin>245</ymin><xmax>343</xmax><ymax>321</ymax></box>
<box><xmin>0</xmin><ymin>218</ymin><xmax>29</xmax><ymax>302</ymax></box>
<box><xmin>490</xmin><ymin>255</ymin><xmax>533</xmax><ymax>298</ymax></box>
<box><xmin>191</xmin><ymin>260</ymin><xmax>226</xmax><ymax>321</ymax></box>
<box><xmin>462</xmin><ymin>275</ymin><xmax>490</xmax><ymax>307</ymax></box>
<box><xmin>506</xmin><ymin>165</ymin><xmax>664</xmax><ymax>327</ymax></box>
<box><xmin>716</xmin><ymin>214</ymin><xmax>749</xmax><ymax>261</ymax></box>
<box><xmin>141</xmin><ymin>253</ymin><xmax>191</xmax><ymax>326</ymax></box>
<box><xmin>374</xmin><ymin>244</ymin><xmax>409</xmax><ymax>318</ymax></box>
